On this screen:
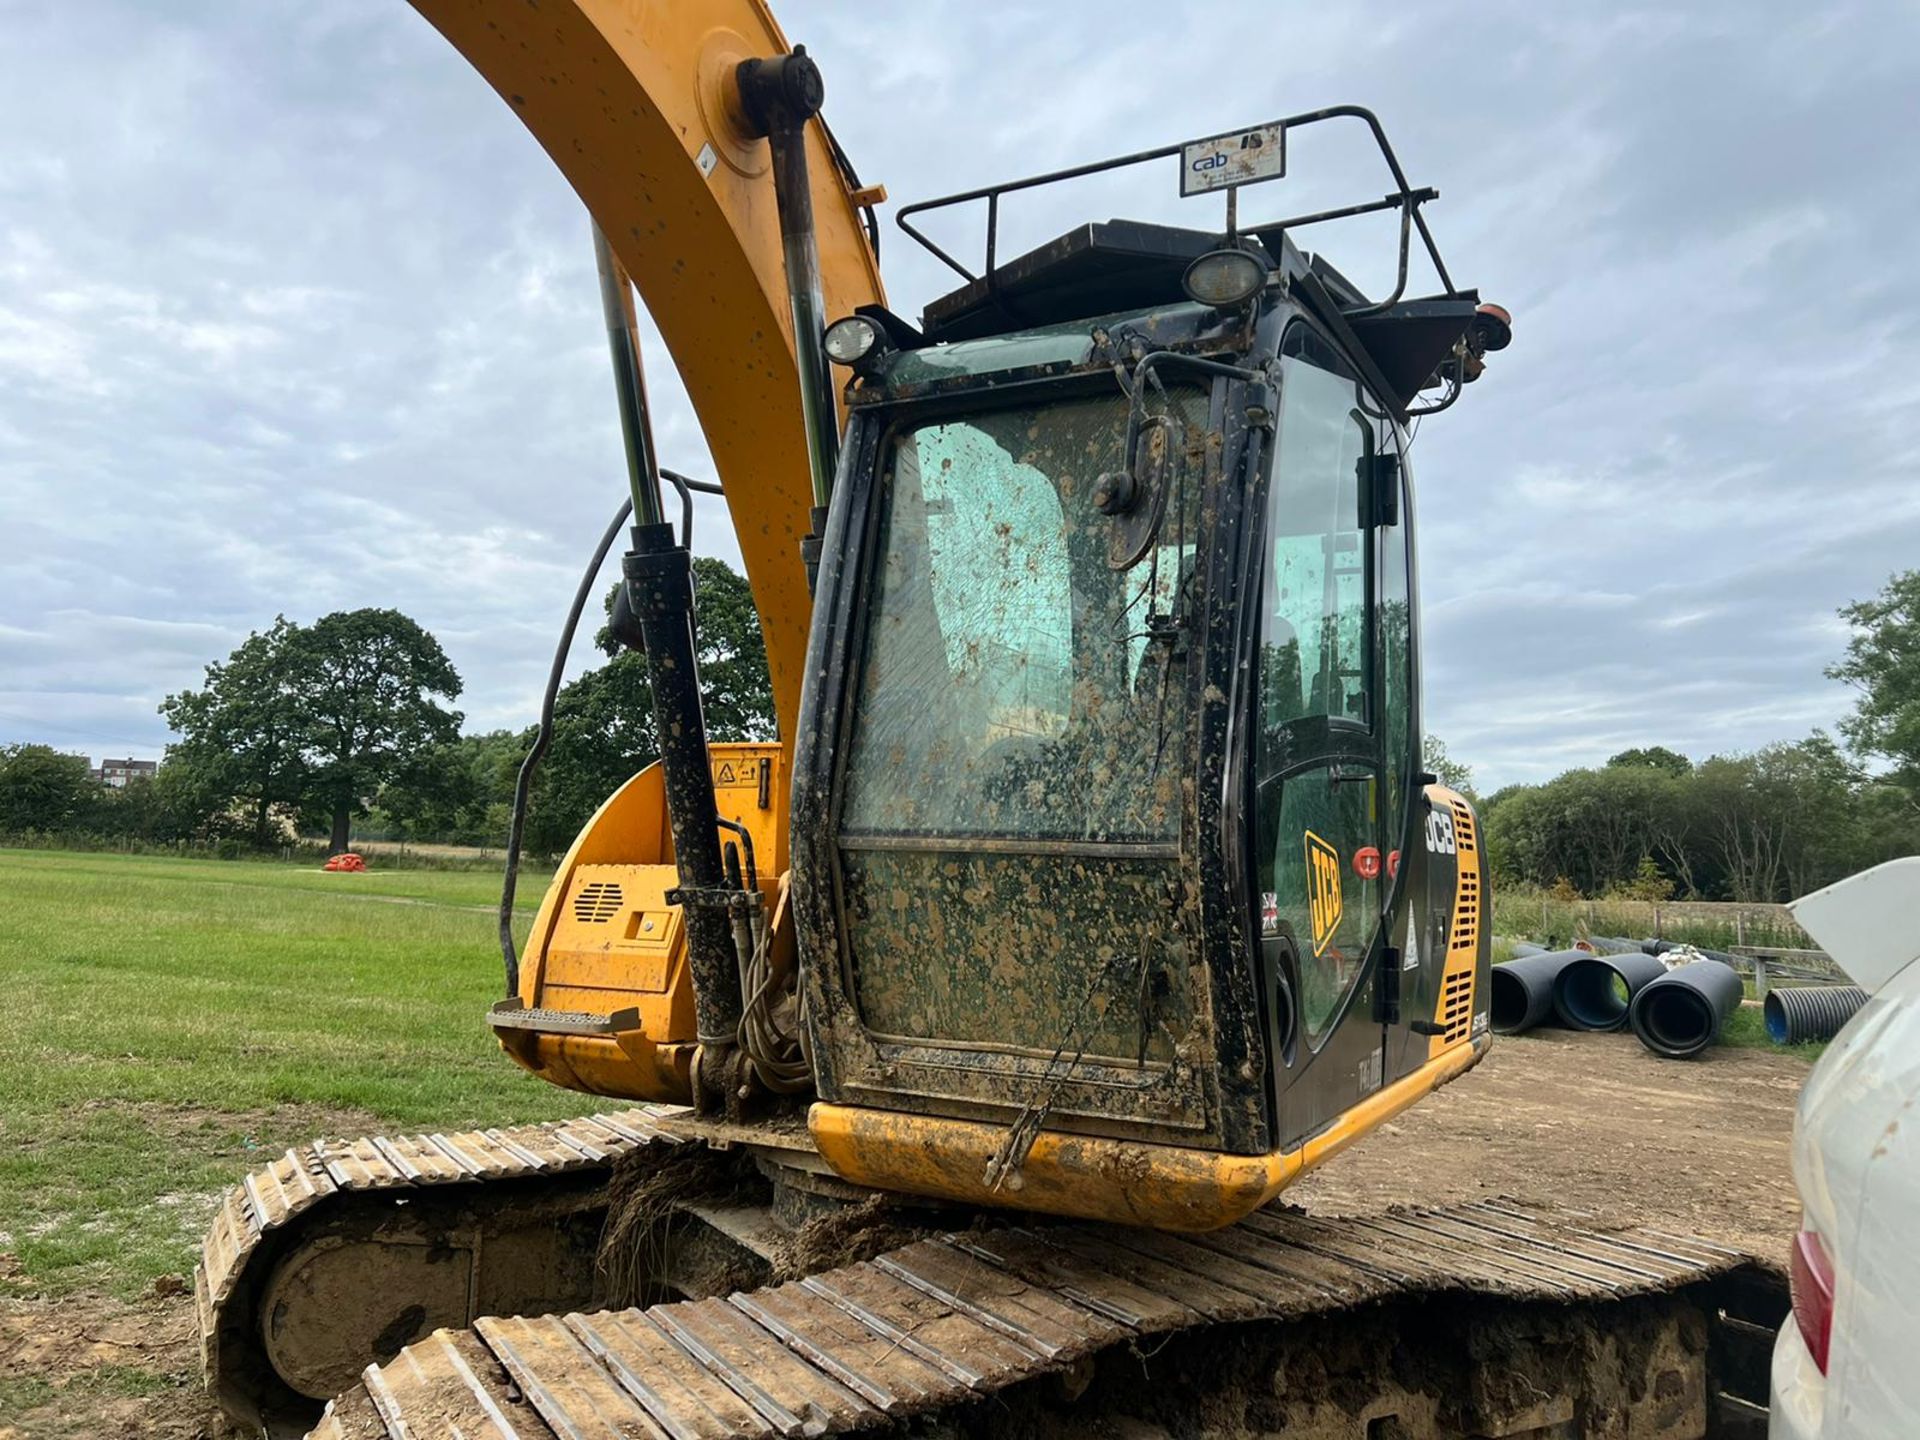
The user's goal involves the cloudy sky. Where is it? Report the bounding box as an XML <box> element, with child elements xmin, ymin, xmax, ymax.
<box><xmin>1</xmin><ymin>2</ymin><xmax>1914</xmax><ymax>791</ymax></box>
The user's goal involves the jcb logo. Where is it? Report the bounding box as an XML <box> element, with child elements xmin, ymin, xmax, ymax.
<box><xmin>1305</xmin><ymin>831</ymin><xmax>1343</xmax><ymax>957</ymax></box>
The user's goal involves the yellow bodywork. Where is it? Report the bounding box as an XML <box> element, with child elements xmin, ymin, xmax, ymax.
<box><xmin>1427</xmin><ymin>785</ymin><xmax>1486</xmax><ymax>1061</ymax></box>
<box><xmin>809</xmin><ymin>1036</ymin><xmax>1487</xmax><ymax>1231</ymax></box>
<box><xmin>496</xmin><ymin>742</ymin><xmax>788</xmax><ymax>1103</ymax></box>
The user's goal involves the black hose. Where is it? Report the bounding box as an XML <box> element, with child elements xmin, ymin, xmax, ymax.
<box><xmin>498</xmin><ymin>495</ymin><xmax>635</xmax><ymax>998</ymax></box>
<box><xmin>1553</xmin><ymin>952</ymin><xmax>1668</xmax><ymax>1032</ymax></box>
<box><xmin>1489</xmin><ymin>950</ymin><xmax>1585</xmax><ymax>1035</ymax></box>
<box><xmin>658</xmin><ymin>467</ymin><xmax>723</xmax><ymax>549</ymax></box>
<box><xmin>1763</xmin><ymin>986</ymin><xmax>1868</xmax><ymax>1045</ymax></box>
<box><xmin>1629</xmin><ymin>959</ymin><xmax>1743</xmax><ymax>1059</ymax></box>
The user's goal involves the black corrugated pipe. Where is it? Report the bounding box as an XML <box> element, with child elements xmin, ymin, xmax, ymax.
<box><xmin>1764</xmin><ymin>986</ymin><xmax>1868</xmax><ymax>1045</ymax></box>
<box><xmin>1553</xmin><ymin>952</ymin><xmax>1669</xmax><ymax>1032</ymax></box>
<box><xmin>1511</xmin><ymin>941</ymin><xmax>1549</xmax><ymax>958</ymax></box>
<box><xmin>1643</xmin><ymin>939</ymin><xmax>1678</xmax><ymax>956</ymax></box>
<box><xmin>1629</xmin><ymin>959</ymin><xmax>1744</xmax><ymax>1058</ymax></box>
<box><xmin>1490</xmin><ymin>950</ymin><xmax>1586</xmax><ymax>1035</ymax></box>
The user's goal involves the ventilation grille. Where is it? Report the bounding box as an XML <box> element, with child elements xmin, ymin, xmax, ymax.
<box><xmin>1450</xmin><ymin>864</ymin><xmax>1480</xmax><ymax>953</ymax></box>
<box><xmin>1441</xmin><ymin>970</ymin><xmax>1474</xmax><ymax>1043</ymax></box>
<box><xmin>1449</xmin><ymin>798</ymin><xmax>1480</xmax><ymax>953</ymax></box>
<box><xmin>572</xmin><ymin>881</ymin><xmax>624</xmax><ymax>924</ymax></box>
<box><xmin>1449</xmin><ymin>797</ymin><xmax>1478</xmax><ymax>853</ymax></box>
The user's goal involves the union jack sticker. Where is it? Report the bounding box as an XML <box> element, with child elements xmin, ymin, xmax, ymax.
<box><xmin>1261</xmin><ymin>891</ymin><xmax>1280</xmax><ymax>935</ymax></box>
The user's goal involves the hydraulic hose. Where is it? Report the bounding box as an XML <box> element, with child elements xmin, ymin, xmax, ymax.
<box><xmin>1553</xmin><ymin>952</ymin><xmax>1668</xmax><ymax>1032</ymax></box>
<box><xmin>1629</xmin><ymin>959</ymin><xmax>1744</xmax><ymax>1059</ymax></box>
<box><xmin>498</xmin><ymin>494</ymin><xmax>634</xmax><ymax>998</ymax></box>
<box><xmin>1763</xmin><ymin>985</ymin><xmax>1868</xmax><ymax>1045</ymax></box>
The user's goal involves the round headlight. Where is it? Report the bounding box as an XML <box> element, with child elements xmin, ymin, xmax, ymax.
<box><xmin>824</xmin><ymin>315</ymin><xmax>882</xmax><ymax>365</ymax></box>
<box><xmin>1182</xmin><ymin>249</ymin><xmax>1267</xmax><ymax>308</ymax></box>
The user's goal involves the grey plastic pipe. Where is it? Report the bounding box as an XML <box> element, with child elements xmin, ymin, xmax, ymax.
<box><xmin>1629</xmin><ymin>959</ymin><xmax>1744</xmax><ymax>1058</ymax></box>
<box><xmin>1553</xmin><ymin>952</ymin><xmax>1670</xmax><ymax>1032</ymax></box>
<box><xmin>1490</xmin><ymin>950</ymin><xmax>1586</xmax><ymax>1035</ymax></box>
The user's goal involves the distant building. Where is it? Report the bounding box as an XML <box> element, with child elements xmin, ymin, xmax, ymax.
<box><xmin>93</xmin><ymin>757</ymin><xmax>159</xmax><ymax>788</ymax></box>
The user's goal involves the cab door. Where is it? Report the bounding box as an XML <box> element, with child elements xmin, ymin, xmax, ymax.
<box><xmin>1252</xmin><ymin>327</ymin><xmax>1401</xmax><ymax>1145</ymax></box>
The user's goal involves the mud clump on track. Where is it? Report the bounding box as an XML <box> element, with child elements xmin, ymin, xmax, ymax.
<box><xmin>595</xmin><ymin>1144</ymin><xmax>764</xmax><ymax>1305</ymax></box>
<box><xmin>770</xmin><ymin>1192</ymin><xmax>940</xmax><ymax>1281</ymax></box>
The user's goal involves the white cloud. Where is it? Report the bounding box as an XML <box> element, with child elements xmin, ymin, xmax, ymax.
<box><xmin>0</xmin><ymin>0</ymin><xmax>1913</xmax><ymax>793</ymax></box>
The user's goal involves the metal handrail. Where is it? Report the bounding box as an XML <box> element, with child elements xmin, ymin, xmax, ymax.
<box><xmin>895</xmin><ymin>105</ymin><xmax>1459</xmax><ymax>319</ymax></box>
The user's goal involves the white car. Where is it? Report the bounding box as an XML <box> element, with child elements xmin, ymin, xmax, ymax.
<box><xmin>1771</xmin><ymin>856</ymin><xmax>1920</xmax><ymax>1439</ymax></box>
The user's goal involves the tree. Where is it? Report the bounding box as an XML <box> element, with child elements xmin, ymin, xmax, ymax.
<box><xmin>1422</xmin><ymin>735</ymin><xmax>1473</xmax><ymax>795</ymax></box>
<box><xmin>376</xmin><ymin>729</ymin><xmax>523</xmax><ymax>845</ymax></box>
<box><xmin>293</xmin><ymin>609</ymin><xmax>464</xmax><ymax>852</ymax></box>
<box><xmin>527</xmin><ymin>559</ymin><xmax>774</xmax><ymax>855</ymax></box>
<box><xmin>0</xmin><ymin>745</ymin><xmax>97</xmax><ymax>833</ymax></box>
<box><xmin>1830</xmin><ymin>570</ymin><xmax>1920</xmax><ymax>798</ymax></box>
<box><xmin>1608</xmin><ymin>746</ymin><xmax>1692</xmax><ymax>777</ymax></box>
<box><xmin>161</xmin><ymin>608</ymin><xmax>463</xmax><ymax>852</ymax></box>
<box><xmin>160</xmin><ymin>617</ymin><xmax>311</xmax><ymax>847</ymax></box>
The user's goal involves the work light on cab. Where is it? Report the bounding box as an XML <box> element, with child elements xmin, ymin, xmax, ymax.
<box><xmin>823</xmin><ymin>314</ymin><xmax>884</xmax><ymax>365</ymax></box>
<box><xmin>1182</xmin><ymin>247</ymin><xmax>1267</xmax><ymax>307</ymax></box>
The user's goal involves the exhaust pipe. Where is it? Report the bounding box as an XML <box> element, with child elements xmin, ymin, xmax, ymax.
<box><xmin>1629</xmin><ymin>959</ymin><xmax>1743</xmax><ymax>1058</ymax></box>
<box><xmin>1553</xmin><ymin>952</ymin><xmax>1668</xmax><ymax>1032</ymax></box>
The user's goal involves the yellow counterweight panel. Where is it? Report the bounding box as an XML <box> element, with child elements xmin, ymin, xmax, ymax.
<box><xmin>497</xmin><ymin>742</ymin><xmax>788</xmax><ymax>1103</ymax></box>
<box><xmin>1426</xmin><ymin>785</ymin><xmax>1486</xmax><ymax>1062</ymax></box>
<box><xmin>409</xmin><ymin>0</ymin><xmax>888</xmax><ymax>746</ymax></box>
<box><xmin>809</xmin><ymin>1035</ymin><xmax>1488</xmax><ymax>1232</ymax></box>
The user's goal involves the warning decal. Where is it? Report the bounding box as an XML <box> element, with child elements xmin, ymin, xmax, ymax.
<box><xmin>1305</xmin><ymin>830</ymin><xmax>1343</xmax><ymax>957</ymax></box>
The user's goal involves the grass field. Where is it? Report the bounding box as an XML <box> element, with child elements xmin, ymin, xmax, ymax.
<box><xmin>0</xmin><ymin>848</ymin><xmax>1829</xmax><ymax>1307</ymax></box>
<box><xmin>0</xmin><ymin>848</ymin><xmax>602</xmax><ymax>1302</ymax></box>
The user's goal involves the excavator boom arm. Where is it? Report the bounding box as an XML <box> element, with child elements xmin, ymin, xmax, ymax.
<box><xmin>408</xmin><ymin>0</ymin><xmax>885</xmax><ymax>741</ymax></box>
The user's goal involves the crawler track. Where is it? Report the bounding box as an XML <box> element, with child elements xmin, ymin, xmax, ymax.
<box><xmin>198</xmin><ymin>1107</ymin><xmax>686</xmax><ymax>1432</ymax></box>
<box><xmin>308</xmin><ymin>1200</ymin><xmax>1767</xmax><ymax>1440</ymax></box>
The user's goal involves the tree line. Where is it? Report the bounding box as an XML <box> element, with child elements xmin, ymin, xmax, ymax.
<box><xmin>2</xmin><ymin>565</ymin><xmax>1914</xmax><ymax>890</ymax></box>
<box><xmin>1465</xmin><ymin>570</ymin><xmax>1920</xmax><ymax>902</ymax></box>
<box><xmin>0</xmin><ymin>558</ymin><xmax>770</xmax><ymax>858</ymax></box>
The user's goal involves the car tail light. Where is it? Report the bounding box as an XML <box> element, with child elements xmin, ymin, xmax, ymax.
<box><xmin>1790</xmin><ymin>1228</ymin><xmax>1834</xmax><ymax>1373</ymax></box>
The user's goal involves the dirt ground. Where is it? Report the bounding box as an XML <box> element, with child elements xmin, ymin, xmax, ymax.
<box><xmin>1289</xmin><ymin>1026</ymin><xmax>1803</xmax><ymax>1265</ymax></box>
<box><xmin>0</xmin><ymin>1026</ymin><xmax>1804</xmax><ymax>1439</ymax></box>
<box><xmin>0</xmin><ymin>1280</ymin><xmax>211</xmax><ymax>1440</ymax></box>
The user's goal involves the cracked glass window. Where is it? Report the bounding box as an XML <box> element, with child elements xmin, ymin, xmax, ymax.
<box><xmin>842</xmin><ymin>390</ymin><xmax>1201</xmax><ymax>843</ymax></box>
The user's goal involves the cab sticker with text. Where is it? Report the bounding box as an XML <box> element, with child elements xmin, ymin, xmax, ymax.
<box><xmin>1305</xmin><ymin>830</ymin><xmax>1343</xmax><ymax>957</ymax></box>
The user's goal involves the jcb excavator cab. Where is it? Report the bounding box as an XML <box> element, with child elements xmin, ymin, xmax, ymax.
<box><xmin>792</xmin><ymin>114</ymin><xmax>1503</xmax><ymax>1228</ymax></box>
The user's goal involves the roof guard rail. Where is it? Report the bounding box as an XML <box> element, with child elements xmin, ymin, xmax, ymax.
<box><xmin>896</xmin><ymin>105</ymin><xmax>1460</xmax><ymax>320</ymax></box>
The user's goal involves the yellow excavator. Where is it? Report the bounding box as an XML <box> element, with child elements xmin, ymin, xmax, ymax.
<box><xmin>196</xmin><ymin>5</ymin><xmax>1778</xmax><ymax>1437</ymax></box>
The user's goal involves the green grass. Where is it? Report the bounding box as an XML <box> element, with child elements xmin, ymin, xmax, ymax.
<box><xmin>0</xmin><ymin>848</ymin><xmax>603</xmax><ymax>1300</ymax></box>
<box><xmin>1721</xmin><ymin>1001</ymin><xmax>1828</xmax><ymax>1059</ymax></box>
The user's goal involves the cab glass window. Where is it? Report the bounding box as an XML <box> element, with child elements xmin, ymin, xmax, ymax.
<box><xmin>840</xmin><ymin>389</ymin><xmax>1204</xmax><ymax>842</ymax></box>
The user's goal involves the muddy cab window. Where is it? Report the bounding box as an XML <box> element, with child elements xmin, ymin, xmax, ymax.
<box><xmin>840</xmin><ymin>390</ymin><xmax>1201</xmax><ymax>843</ymax></box>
